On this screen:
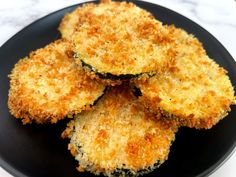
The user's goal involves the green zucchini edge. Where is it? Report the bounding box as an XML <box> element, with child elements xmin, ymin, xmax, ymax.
<box><xmin>80</xmin><ymin>59</ymin><xmax>155</xmax><ymax>81</ymax></box>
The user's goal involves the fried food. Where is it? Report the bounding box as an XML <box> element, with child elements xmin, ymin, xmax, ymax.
<box><xmin>60</xmin><ymin>0</ymin><xmax>176</xmax><ymax>84</ymax></box>
<box><xmin>134</xmin><ymin>25</ymin><xmax>236</xmax><ymax>129</ymax></box>
<box><xmin>59</xmin><ymin>1</ymin><xmax>97</xmax><ymax>40</ymax></box>
<box><xmin>62</xmin><ymin>85</ymin><xmax>178</xmax><ymax>176</ymax></box>
<box><xmin>8</xmin><ymin>39</ymin><xmax>105</xmax><ymax>124</ymax></box>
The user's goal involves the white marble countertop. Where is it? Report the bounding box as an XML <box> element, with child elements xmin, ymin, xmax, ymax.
<box><xmin>0</xmin><ymin>0</ymin><xmax>236</xmax><ymax>176</ymax></box>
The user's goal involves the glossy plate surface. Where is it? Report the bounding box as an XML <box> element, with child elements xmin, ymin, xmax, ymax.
<box><xmin>0</xmin><ymin>1</ymin><xmax>236</xmax><ymax>177</ymax></box>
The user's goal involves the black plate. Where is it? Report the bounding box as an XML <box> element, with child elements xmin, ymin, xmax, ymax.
<box><xmin>0</xmin><ymin>1</ymin><xmax>236</xmax><ymax>177</ymax></box>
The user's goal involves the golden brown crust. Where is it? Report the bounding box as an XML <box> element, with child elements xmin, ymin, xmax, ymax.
<box><xmin>134</xmin><ymin>25</ymin><xmax>236</xmax><ymax>129</ymax></box>
<box><xmin>59</xmin><ymin>1</ymin><xmax>176</xmax><ymax>78</ymax></box>
<box><xmin>59</xmin><ymin>3</ymin><xmax>97</xmax><ymax>40</ymax></box>
<box><xmin>62</xmin><ymin>85</ymin><xmax>178</xmax><ymax>176</ymax></box>
<box><xmin>8</xmin><ymin>39</ymin><xmax>105</xmax><ymax>124</ymax></box>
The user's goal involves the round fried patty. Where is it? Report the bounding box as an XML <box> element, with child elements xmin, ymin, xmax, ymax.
<box><xmin>8</xmin><ymin>39</ymin><xmax>105</xmax><ymax>124</ymax></box>
<box><xmin>62</xmin><ymin>85</ymin><xmax>178</xmax><ymax>176</ymax></box>
<box><xmin>135</xmin><ymin>25</ymin><xmax>236</xmax><ymax>129</ymax></box>
<box><xmin>59</xmin><ymin>1</ymin><xmax>176</xmax><ymax>80</ymax></box>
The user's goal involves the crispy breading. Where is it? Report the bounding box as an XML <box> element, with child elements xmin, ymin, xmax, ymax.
<box><xmin>59</xmin><ymin>3</ymin><xmax>97</xmax><ymax>40</ymax></box>
<box><xmin>62</xmin><ymin>85</ymin><xmax>178</xmax><ymax>176</ymax></box>
<box><xmin>59</xmin><ymin>0</ymin><xmax>116</xmax><ymax>39</ymax></box>
<box><xmin>8</xmin><ymin>39</ymin><xmax>105</xmax><ymax>124</ymax></box>
<box><xmin>134</xmin><ymin>25</ymin><xmax>236</xmax><ymax>129</ymax></box>
<box><xmin>59</xmin><ymin>1</ymin><xmax>176</xmax><ymax>82</ymax></box>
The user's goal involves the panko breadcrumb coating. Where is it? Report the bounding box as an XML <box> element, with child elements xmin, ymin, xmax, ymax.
<box><xmin>8</xmin><ymin>39</ymin><xmax>105</xmax><ymax>124</ymax></box>
<box><xmin>62</xmin><ymin>85</ymin><xmax>178</xmax><ymax>176</ymax></box>
<box><xmin>134</xmin><ymin>25</ymin><xmax>236</xmax><ymax>129</ymax></box>
<box><xmin>59</xmin><ymin>0</ymin><xmax>176</xmax><ymax>84</ymax></box>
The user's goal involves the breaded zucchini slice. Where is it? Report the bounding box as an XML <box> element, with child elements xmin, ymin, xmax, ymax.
<box><xmin>62</xmin><ymin>85</ymin><xmax>178</xmax><ymax>176</ymax></box>
<box><xmin>134</xmin><ymin>25</ymin><xmax>236</xmax><ymax>129</ymax></box>
<box><xmin>61</xmin><ymin>1</ymin><xmax>176</xmax><ymax>83</ymax></box>
<box><xmin>8</xmin><ymin>39</ymin><xmax>105</xmax><ymax>124</ymax></box>
<box><xmin>59</xmin><ymin>1</ymin><xmax>97</xmax><ymax>39</ymax></box>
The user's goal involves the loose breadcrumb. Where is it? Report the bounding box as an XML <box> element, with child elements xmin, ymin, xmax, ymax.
<box><xmin>134</xmin><ymin>25</ymin><xmax>236</xmax><ymax>129</ymax></box>
<box><xmin>62</xmin><ymin>85</ymin><xmax>178</xmax><ymax>176</ymax></box>
<box><xmin>8</xmin><ymin>39</ymin><xmax>105</xmax><ymax>124</ymax></box>
<box><xmin>59</xmin><ymin>1</ymin><xmax>176</xmax><ymax>81</ymax></box>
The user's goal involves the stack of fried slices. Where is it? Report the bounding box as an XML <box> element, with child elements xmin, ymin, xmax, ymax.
<box><xmin>8</xmin><ymin>0</ymin><xmax>235</xmax><ymax>176</ymax></box>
